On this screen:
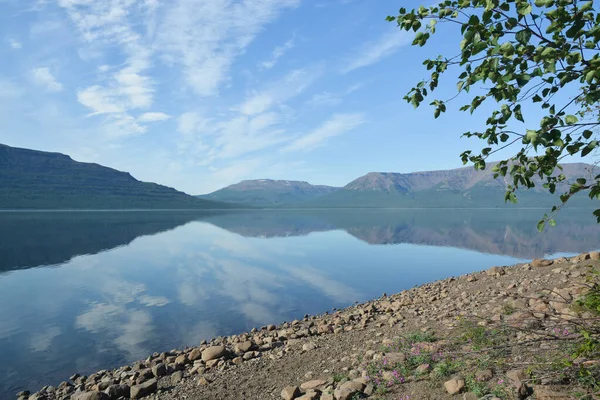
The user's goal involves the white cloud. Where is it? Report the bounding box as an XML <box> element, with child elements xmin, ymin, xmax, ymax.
<box><xmin>284</xmin><ymin>113</ymin><xmax>366</xmax><ymax>152</ymax></box>
<box><xmin>138</xmin><ymin>112</ymin><xmax>171</xmax><ymax>122</ymax></box>
<box><xmin>156</xmin><ymin>0</ymin><xmax>300</xmax><ymax>96</ymax></box>
<box><xmin>240</xmin><ymin>67</ymin><xmax>322</xmax><ymax>116</ymax></box>
<box><xmin>8</xmin><ymin>38</ymin><xmax>22</xmax><ymax>49</ymax></box>
<box><xmin>260</xmin><ymin>36</ymin><xmax>295</xmax><ymax>70</ymax></box>
<box><xmin>307</xmin><ymin>92</ymin><xmax>342</xmax><ymax>107</ymax></box>
<box><xmin>77</xmin><ymin>85</ymin><xmax>124</xmax><ymax>115</ymax></box>
<box><xmin>31</xmin><ymin>67</ymin><xmax>63</xmax><ymax>92</ymax></box>
<box><xmin>60</xmin><ymin>0</ymin><xmax>156</xmax><ymax>137</ymax></box>
<box><xmin>342</xmin><ymin>30</ymin><xmax>411</xmax><ymax>73</ymax></box>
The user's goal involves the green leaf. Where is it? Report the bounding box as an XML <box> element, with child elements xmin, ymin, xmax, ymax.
<box><xmin>549</xmin><ymin>219</ymin><xmax>556</xmax><ymax>227</ymax></box>
<box><xmin>515</xmin><ymin>29</ymin><xmax>532</xmax><ymax>45</ymax></box>
<box><xmin>517</xmin><ymin>2</ymin><xmax>532</xmax><ymax>15</ymax></box>
<box><xmin>565</xmin><ymin>115</ymin><xmax>578</xmax><ymax>124</ymax></box>
<box><xmin>537</xmin><ymin>220</ymin><xmax>545</xmax><ymax>232</ymax></box>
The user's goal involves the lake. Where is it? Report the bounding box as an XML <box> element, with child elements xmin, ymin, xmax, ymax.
<box><xmin>1</xmin><ymin>209</ymin><xmax>599</xmax><ymax>397</ymax></box>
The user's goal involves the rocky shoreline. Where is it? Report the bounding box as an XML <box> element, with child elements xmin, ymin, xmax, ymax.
<box><xmin>17</xmin><ymin>252</ymin><xmax>600</xmax><ymax>400</ymax></box>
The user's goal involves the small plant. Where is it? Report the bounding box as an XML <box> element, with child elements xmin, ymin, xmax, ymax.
<box><xmin>491</xmin><ymin>379</ymin><xmax>510</xmax><ymax>398</ymax></box>
<box><xmin>465</xmin><ymin>374</ymin><xmax>489</xmax><ymax>397</ymax></box>
<box><xmin>333</xmin><ymin>373</ymin><xmax>347</xmax><ymax>383</ymax></box>
<box><xmin>502</xmin><ymin>303</ymin><xmax>516</xmax><ymax>315</ymax></box>
<box><xmin>406</xmin><ymin>331</ymin><xmax>436</xmax><ymax>343</ymax></box>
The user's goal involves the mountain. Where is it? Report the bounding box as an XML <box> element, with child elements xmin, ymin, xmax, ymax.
<box><xmin>0</xmin><ymin>144</ymin><xmax>233</xmax><ymax>209</ymax></box>
<box><xmin>198</xmin><ymin>179</ymin><xmax>339</xmax><ymax>207</ymax></box>
<box><xmin>305</xmin><ymin>163</ymin><xmax>598</xmax><ymax>208</ymax></box>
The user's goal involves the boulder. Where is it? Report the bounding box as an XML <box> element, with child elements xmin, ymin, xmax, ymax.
<box><xmin>300</xmin><ymin>380</ymin><xmax>326</xmax><ymax>390</ymax></box>
<box><xmin>475</xmin><ymin>369</ymin><xmax>493</xmax><ymax>381</ymax></box>
<box><xmin>71</xmin><ymin>392</ymin><xmax>109</xmax><ymax>400</ymax></box>
<box><xmin>171</xmin><ymin>371</ymin><xmax>183</xmax><ymax>385</ymax></box>
<box><xmin>151</xmin><ymin>363</ymin><xmax>166</xmax><ymax>377</ymax></box>
<box><xmin>532</xmin><ymin>259</ymin><xmax>553</xmax><ymax>268</ymax></box>
<box><xmin>532</xmin><ymin>385</ymin><xmax>574</xmax><ymax>399</ymax></box>
<box><xmin>202</xmin><ymin>346</ymin><xmax>226</xmax><ymax>361</ymax></box>
<box><xmin>281</xmin><ymin>386</ymin><xmax>300</xmax><ymax>400</ymax></box>
<box><xmin>130</xmin><ymin>379</ymin><xmax>157</xmax><ymax>400</ymax></box>
<box><xmin>188</xmin><ymin>348</ymin><xmax>202</xmax><ymax>361</ymax></box>
<box><xmin>486</xmin><ymin>266</ymin><xmax>505</xmax><ymax>276</ymax></box>
<box><xmin>506</xmin><ymin>369</ymin><xmax>526</xmax><ymax>388</ymax></box>
<box><xmin>444</xmin><ymin>377</ymin><xmax>465</xmax><ymax>394</ymax></box>
<box><xmin>104</xmin><ymin>384</ymin><xmax>130</xmax><ymax>400</ymax></box>
<box><xmin>234</xmin><ymin>341</ymin><xmax>254</xmax><ymax>354</ymax></box>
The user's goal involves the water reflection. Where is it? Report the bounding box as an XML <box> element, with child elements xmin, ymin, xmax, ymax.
<box><xmin>0</xmin><ymin>209</ymin><xmax>599</xmax><ymax>397</ymax></box>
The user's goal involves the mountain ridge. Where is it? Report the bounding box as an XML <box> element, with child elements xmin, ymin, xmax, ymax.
<box><xmin>198</xmin><ymin>179</ymin><xmax>339</xmax><ymax>207</ymax></box>
<box><xmin>202</xmin><ymin>162</ymin><xmax>598</xmax><ymax>208</ymax></box>
<box><xmin>0</xmin><ymin>144</ymin><xmax>235</xmax><ymax>210</ymax></box>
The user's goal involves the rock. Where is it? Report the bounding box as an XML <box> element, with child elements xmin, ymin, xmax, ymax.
<box><xmin>202</xmin><ymin>345</ymin><xmax>226</xmax><ymax>361</ymax></box>
<box><xmin>302</xmin><ymin>342</ymin><xmax>317</xmax><ymax>351</ymax></box>
<box><xmin>532</xmin><ymin>259</ymin><xmax>553</xmax><ymax>267</ymax></box>
<box><xmin>384</xmin><ymin>352</ymin><xmax>406</xmax><ymax>364</ymax></box>
<box><xmin>130</xmin><ymin>379</ymin><xmax>157</xmax><ymax>400</ymax></box>
<box><xmin>151</xmin><ymin>363</ymin><xmax>166</xmax><ymax>377</ymax></box>
<box><xmin>506</xmin><ymin>369</ymin><xmax>526</xmax><ymax>388</ymax></box>
<box><xmin>171</xmin><ymin>371</ymin><xmax>184</xmax><ymax>385</ymax></box>
<box><xmin>463</xmin><ymin>393</ymin><xmax>478</xmax><ymax>400</ymax></box>
<box><xmin>532</xmin><ymin>385</ymin><xmax>574</xmax><ymax>399</ymax></box>
<box><xmin>590</xmin><ymin>252</ymin><xmax>600</xmax><ymax>260</ymax></box>
<box><xmin>444</xmin><ymin>377</ymin><xmax>465</xmax><ymax>394</ymax></box>
<box><xmin>416</xmin><ymin>363</ymin><xmax>430</xmax><ymax>374</ymax></box>
<box><xmin>300</xmin><ymin>380</ymin><xmax>326</xmax><ymax>390</ymax></box>
<box><xmin>281</xmin><ymin>386</ymin><xmax>300</xmax><ymax>400</ymax></box>
<box><xmin>475</xmin><ymin>369</ymin><xmax>493</xmax><ymax>381</ymax></box>
<box><xmin>486</xmin><ymin>266</ymin><xmax>505</xmax><ymax>276</ymax></box>
<box><xmin>234</xmin><ymin>341</ymin><xmax>254</xmax><ymax>354</ymax></box>
<box><xmin>174</xmin><ymin>354</ymin><xmax>188</xmax><ymax>366</ymax></box>
<box><xmin>71</xmin><ymin>392</ymin><xmax>109</xmax><ymax>400</ymax></box>
<box><xmin>104</xmin><ymin>384</ymin><xmax>130</xmax><ymax>400</ymax></box>
<box><xmin>198</xmin><ymin>376</ymin><xmax>210</xmax><ymax>386</ymax></box>
<box><xmin>188</xmin><ymin>348</ymin><xmax>202</xmax><ymax>361</ymax></box>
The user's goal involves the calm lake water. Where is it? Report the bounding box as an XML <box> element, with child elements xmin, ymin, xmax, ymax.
<box><xmin>1</xmin><ymin>209</ymin><xmax>600</xmax><ymax>397</ymax></box>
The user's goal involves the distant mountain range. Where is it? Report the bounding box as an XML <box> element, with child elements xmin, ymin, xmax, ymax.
<box><xmin>1</xmin><ymin>143</ymin><xmax>597</xmax><ymax>209</ymax></box>
<box><xmin>198</xmin><ymin>179</ymin><xmax>339</xmax><ymax>207</ymax></box>
<box><xmin>0</xmin><ymin>144</ymin><xmax>232</xmax><ymax>209</ymax></box>
<box><xmin>200</xmin><ymin>163</ymin><xmax>598</xmax><ymax>208</ymax></box>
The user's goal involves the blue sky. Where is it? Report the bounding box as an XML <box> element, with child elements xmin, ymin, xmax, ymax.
<box><xmin>0</xmin><ymin>0</ymin><xmax>572</xmax><ymax>194</ymax></box>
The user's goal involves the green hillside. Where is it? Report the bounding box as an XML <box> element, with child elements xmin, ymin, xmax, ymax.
<box><xmin>0</xmin><ymin>144</ymin><xmax>234</xmax><ymax>209</ymax></box>
<box><xmin>198</xmin><ymin>179</ymin><xmax>338</xmax><ymax>207</ymax></box>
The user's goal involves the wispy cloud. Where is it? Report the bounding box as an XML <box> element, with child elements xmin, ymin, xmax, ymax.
<box><xmin>241</xmin><ymin>67</ymin><xmax>323</xmax><ymax>116</ymax></box>
<box><xmin>342</xmin><ymin>30</ymin><xmax>411</xmax><ymax>73</ymax></box>
<box><xmin>307</xmin><ymin>92</ymin><xmax>342</xmax><ymax>107</ymax></box>
<box><xmin>31</xmin><ymin>67</ymin><xmax>63</xmax><ymax>92</ymax></box>
<box><xmin>59</xmin><ymin>0</ymin><xmax>156</xmax><ymax>137</ymax></box>
<box><xmin>260</xmin><ymin>36</ymin><xmax>295</xmax><ymax>70</ymax></box>
<box><xmin>7</xmin><ymin>38</ymin><xmax>21</xmax><ymax>49</ymax></box>
<box><xmin>176</xmin><ymin>66</ymin><xmax>324</xmax><ymax>164</ymax></box>
<box><xmin>284</xmin><ymin>113</ymin><xmax>366</xmax><ymax>152</ymax></box>
<box><xmin>138</xmin><ymin>112</ymin><xmax>171</xmax><ymax>122</ymax></box>
<box><xmin>156</xmin><ymin>0</ymin><xmax>300</xmax><ymax>96</ymax></box>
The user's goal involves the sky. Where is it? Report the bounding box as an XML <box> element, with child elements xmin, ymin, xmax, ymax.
<box><xmin>0</xmin><ymin>0</ymin><xmax>577</xmax><ymax>194</ymax></box>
